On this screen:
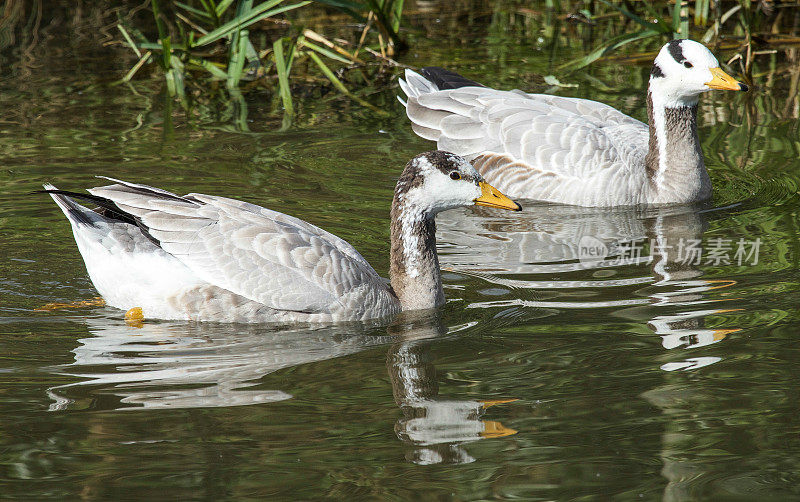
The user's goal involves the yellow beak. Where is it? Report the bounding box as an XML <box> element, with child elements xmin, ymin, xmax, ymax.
<box><xmin>475</xmin><ymin>181</ymin><xmax>522</xmax><ymax>211</ymax></box>
<box><xmin>480</xmin><ymin>420</ymin><xmax>518</xmax><ymax>439</ymax></box>
<box><xmin>705</xmin><ymin>67</ymin><xmax>748</xmax><ymax>92</ymax></box>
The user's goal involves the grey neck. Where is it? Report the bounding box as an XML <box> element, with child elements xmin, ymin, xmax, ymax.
<box><xmin>644</xmin><ymin>90</ymin><xmax>711</xmax><ymax>203</ymax></box>
<box><xmin>389</xmin><ymin>196</ymin><xmax>445</xmax><ymax>312</ymax></box>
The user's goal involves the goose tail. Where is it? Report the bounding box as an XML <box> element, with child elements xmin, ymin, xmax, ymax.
<box><xmin>398</xmin><ymin>68</ymin><xmax>439</xmax><ymax>103</ymax></box>
<box><xmin>41</xmin><ymin>184</ymin><xmax>105</xmax><ymax>227</ymax></box>
<box><xmin>397</xmin><ymin>67</ymin><xmax>485</xmax><ymax>106</ymax></box>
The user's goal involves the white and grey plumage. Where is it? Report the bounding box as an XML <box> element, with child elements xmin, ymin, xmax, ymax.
<box><xmin>399</xmin><ymin>39</ymin><xmax>748</xmax><ymax>207</ymax></box>
<box><xmin>42</xmin><ymin>151</ymin><xmax>520</xmax><ymax>323</ymax></box>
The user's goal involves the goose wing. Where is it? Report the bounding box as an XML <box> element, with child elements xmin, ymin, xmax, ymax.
<box><xmin>400</xmin><ymin>70</ymin><xmax>649</xmax><ymax>205</ymax></box>
<box><xmin>87</xmin><ymin>178</ymin><xmax>391</xmax><ymax>314</ymax></box>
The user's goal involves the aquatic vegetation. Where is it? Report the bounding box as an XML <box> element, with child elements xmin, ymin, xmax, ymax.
<box><xmin>114</xmin><ymin>0</ymin><xmax>406</xmax><ymax>120</ymax></box>
<box><xmin>530</xmin><ymin>0</ymin><xmax>800</xmax><ymax>74</ymax></box>
<box><xmin>3</xmin><ymin>0</ymin><xmax>795</xmax><ymax>128</ymax></box>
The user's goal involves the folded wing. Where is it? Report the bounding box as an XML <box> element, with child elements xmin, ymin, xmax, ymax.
<box><xmin>400</xmin><ymin>69</ymin><xmax>650</xmax><ymax>205</ymax></box>
<box><xmin>88</xmin><ymin>178</ymin><xmax>391</xmax><ymax>314</ymax></box>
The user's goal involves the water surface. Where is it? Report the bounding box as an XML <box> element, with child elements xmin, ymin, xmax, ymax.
<box><xmin>2</xmin><ymin>5</ymin><xmax>800</xmax><ymax>500</ymax></box>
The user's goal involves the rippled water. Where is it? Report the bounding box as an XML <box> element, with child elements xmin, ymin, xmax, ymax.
<box><xmin>2</xmin><ymin>5</ymin><xmax>800</xmax><ymax>500</ymax></box>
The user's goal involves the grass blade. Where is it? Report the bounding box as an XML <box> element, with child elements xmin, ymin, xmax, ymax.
<box><xmin>362</xmin><ymin>0</ymin><xmax>405</xmax><ymax>50</ymax></box>
<box><xmin>165</xmin><ymin>66</ymin><xmax>177</xmax><ymax>96</ymax></box>
<box><xmin>161</xmin><ymin>34</ymin><xmax>172</xmax><ymax>71</ymax></box>
<box><xmin>228</xmin><ymin>29</ymin><xmax>249</xmax><ymax>88</ymax></box>
<box><xmin>216</xmin><ymin>0</ymin><xmax>237</xmax><ymax>16</ymax></box>
<box><xmin>150</xmin><ymin>0</ymin><xmax>170</xmax><ymax>65</ymax></box>
<box><xmin>195</xmin><ymin>1</ymin><xmax>311</xmax><ymax>47</ymax></box>
<box><xmin>198</xmin><ymin>0</ymin><xmax>220</xmax><ymax>22</ymax></box>
<box><xmin>695</xmin><ymin>0</ymin><xmax>710</xmax><ymax>26</ymax></box>
<box><xmin>135</xmin><ymin>42</ymin><xmax>169</xmax><ymax>50</ymax></box>
<box><xmin>117</xmin><ymin>24</ymin><xmax>143</xmax><ymax>57</ymax></box>
<box><xmin>302</xmin><ymin>29</ymin><xmax>361</xmax><ymax>62</ymax></box>
<box><xmin>559</xmin><ymin>29</ymin><xmax>659</xmax><ymax>72</ymax></box>
<box><xmin>389</xmin><ymin>0</ymin><xmax>404</xmax><ymax>33</ymax></box>
<box><xmin>306</xmin><ymin>50</ymin><xmax>388</xmax><ymax>115</ymax></box>
<box><xmin>673</xmin><ymin>0</ymin><xmax>689</xmax><ymax>38</ymax></box>
<box><xmin>227</xmin><ymin>0</ymin><xmax>254</xmax><ymax>89</ymax></box>
<box><xmin>229</xmin><ymin>89</ymin><xmax>251</xmax><ymax>132</ymax></box>
<box><xmin>310</xmin><ymin>0</ymin><xmax>363</xmax><ymax>10</ymax></box>
<box><xmin>189</xmin><ymin>57</ymin><xmax>228</xmax><ymax>78</ymax></box>
<box><xmin>167</xmin><ymin>67</ymin><xmax>187</xmax><ymax>103</ymax></box>
<box><xmin>306</xmin><ymin>50</ymin><xmax>349</xmax><ymax>94</ymax></box>
<box><xmin>175</xmin><ymin>1</ymin><xmax>214</xmax><ymax>19</ymax></box>
<box><xmin>310</xmin><ymin>0</ymin><xmax>366</xmax><ymax>21</ymax></box>
<box><xmin>273</xmin><ymin>38</ymin><xmax>294</xmax><ymax>116</ymax></box>
<box><xmin>197</xmin><ymin>0</ymin><xmax>283</xmax><ymax>46</ymax></box>
<box><xmin>122</xmin><ymin>51</ymin><xmax>152</xmax><ymax>82</ymax></box>
<box><xmin>681</xmin><ymin>4</ymin><xmax>690</xmax><ymax>39</ymax></box>
<box><xmin>702</xmin><ymin>4</ymin><xmax>742</xmax><ymax>43</ymax></box>
<box><xmin>302</xmin><ymin>40</ymin><xmax>353</xmax><ymax>64</ymax></box>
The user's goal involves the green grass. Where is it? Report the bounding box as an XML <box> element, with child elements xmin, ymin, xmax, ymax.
<box><xmin>116</xmin><ymin>0</ymin><xmax>407</xmax><ymax>121</ymax></box>
<box><xmin>105</xmin><ymin>0</ymin><xmax>800</xmax><ymax>123</ymax></box>
<box><xmin>556</xmin><ymin>0</ymin><xmax>800</xmax><ymax>73</ymax></box>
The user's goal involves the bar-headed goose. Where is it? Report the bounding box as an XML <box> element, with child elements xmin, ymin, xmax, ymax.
<box><xmin>41</xmin><ymin>151</ymin><xmax>521</xmax><ymax>323</ymax></box>
<box><xmin>399</xmin><ymin>39</ymin><xmax>748</xmax><ymax>207</ymax></box>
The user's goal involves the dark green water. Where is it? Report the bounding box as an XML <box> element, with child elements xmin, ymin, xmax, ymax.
<box><xmin>2</xmin><ymin>6</ymin><xmax>800</xmax><ymax>500</ymax></box>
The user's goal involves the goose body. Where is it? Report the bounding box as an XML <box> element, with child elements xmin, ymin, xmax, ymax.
<box><xmin>44</xmin><ymin>151</ymin><xmax>520</xmax><ymax>323</ymax></box>
<box><xmin>399</xmin><ymin>40</ymin><xmax>748</xmax><ymax>207</ymax></box>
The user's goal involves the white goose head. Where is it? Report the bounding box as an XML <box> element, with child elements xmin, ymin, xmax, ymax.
<box><xmin>394</xmin><ymin>151</ymin><xmax>521</xmax><ymax>215</ymax></box>
<box><xmin>649</xmin><ymin>39</ymin><xmax>748</xmax><ymax>107</ymax></box>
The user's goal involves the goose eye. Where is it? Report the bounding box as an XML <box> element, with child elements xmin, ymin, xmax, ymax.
<box><xmin>684</xmin><ymin>61</ymin><xmax>693</xmax><ymax>68</ymax></box>
<box><xmin>449</xmin><ymin>172</ymin><xmax>461</xmax><ymax>180</ymax></box>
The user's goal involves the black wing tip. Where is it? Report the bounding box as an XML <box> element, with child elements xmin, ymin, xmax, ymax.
<box><xmin>33</xmin><ymin>188</ymin><xmax>78</xmax><ymax>197</ymax></box>
<box><xmin>36</xmin><ymin>187</ymin><xmax>143</xmax><ymax>228</ymax></box>
<box><xmin>419</xmin><ymin>66</ymin><xmax>484</xmax><ymax>90</ymax></box>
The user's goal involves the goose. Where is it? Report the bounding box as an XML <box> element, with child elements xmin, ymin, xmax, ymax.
<box><xmin>41</xmin><ymin>151</ymin><xmax>521</xmax><ymax>323</ymax></box>
<box><xmin>399</xmin><ymin>39</ymin><xmax>748</xmax><ymax>207</ymax></box>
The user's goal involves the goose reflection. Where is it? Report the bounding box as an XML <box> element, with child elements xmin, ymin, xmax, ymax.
<box><xmin>436</xmin><ymin>202</ymin><xmax>741</xmax><ymax>371</ymax></box>
<box><xmin>47</xmin><ymin>313</ymin><xmax>517</xmax><ymax>464</ymax></box>
<box><xmin>386</xmin><ymin>313</ymin><xmax>517</xmax><ymax>465</ymax></box>
<box><xmin>47</xmin><ymin>319</ymin><xmax>394</xmax><ymax>411</ymax></box>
